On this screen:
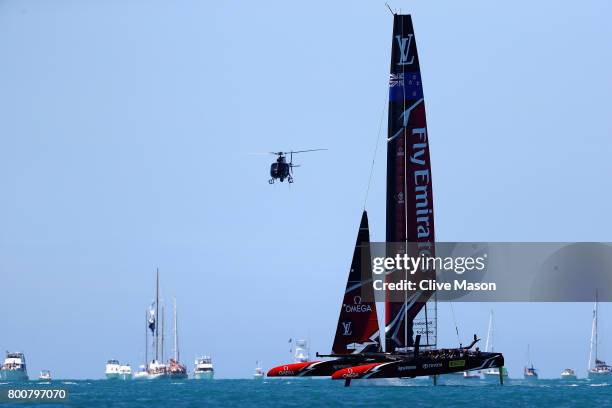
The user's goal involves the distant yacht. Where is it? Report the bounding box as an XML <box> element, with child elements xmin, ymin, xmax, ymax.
<box><xmin>0</xmin><ymin>352</ymin><xmax>29</xmax><ymax>381</ymax></box>
<box><xmin>482</xmin><ymin>311</ymin><xmax>509</xmax><ymax>379</ymax></box>
<box><xmin>253</xmin><ymin>361</ymin><xmax>264</xmax><ymax>380</ymax></box>
<box><xmin>167</xmin><ymin>298</ymin><xmax>188</xmax><ymax>379</ymax></box>
<box><xmin>105</xmin><ymin>360</ymin><xmax>131</xmax><ymax>380</ymax></box>
<box><xmin>560</xmin><ymin>368</ymin><xmax>577</xmax><ymax>380</ymax></box>
<box><xmin>193</xmin><ymin>356</ymin><xmax>214</xmax><ymax>379</ymax></box>
<box><xmin>38</xmin><ymin>370</ymin><xmax>52</xmax><ymax>381</ymax></box>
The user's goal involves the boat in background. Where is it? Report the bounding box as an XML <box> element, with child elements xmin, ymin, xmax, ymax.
<box><xmin>588</xmin><ymin>292</ymin><xmax>612</xmax><ymax>379</ymax></box>
<box><xmin>0</xmin><ymin>352</ymin><xmax>29</xmax><ymax>381</ymax></box>
<box><xmin>253</xmin><ymin>361</ymin><xmax>264</xmax><ymax>380</ymax></box>
<box><xmin>524</xmin><ymin>365</ymin><xmax>538</xmax><ymax>380</ymax></box>
<box><xmin>560</xmin><ymin>368</ymin><xmax>577</xmax><ymax>380</ymax></box>
<box><xmin>193</xmin><ymin>356</ymin><xmax>214</xmax><ymax>379</ymax></box>
<box><xmin>523</xmin><ymin>345</ymin><xmax>538</xmax><ymax>381</ymax></box>
<box><xmin>38</xmin><ymin>370</ymin><xmax>51</xmax><ymax>381</ymax></box>
<box><xmin>460</xmin><ymin>371</ymin><xmax>481</xmax><ymax>380</ymax></box>
<box><xmin>146</xmin><ymin>269</ymin><xmax>168</xmax><ymax>379</ymax></box>
<box><xmin>167</xmin><ymin>298</ymin><xmax>188</xmax><ymax>379</ymax></box>
<box><xmin>293</xmin><ymin>340</ymin><xmax>310</xmax><ymax>363</ymax></box>
<box><xmin>118</xmin><ymin>364</ymin><xmax>132</xmax><ymax>380</ymax></box>
<box><xmin>482</xmin><ymin>311</ymin><xmax>509</xmax><ymax>380</ymax></box>
<box><xmin>134</xmin><ymin>365</ymin><xmax>148</xmax><ymax>380</ymax></box>
<box><xmin>105</xmin><ymin>360</ymin><xmax>131</xmax><ymax>380</ymax></box>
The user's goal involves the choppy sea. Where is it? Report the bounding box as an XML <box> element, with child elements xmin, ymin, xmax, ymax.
<box><xmin>1</xmin><ymin>377</ymin><xmax>611</xmax><ymax>407</ymax></box>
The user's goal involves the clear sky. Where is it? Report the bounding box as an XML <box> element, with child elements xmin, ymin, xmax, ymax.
<box><xmin>1</xmin><ymin>0</ymin><xmax>611</xmax><ymax>379</ymax></box>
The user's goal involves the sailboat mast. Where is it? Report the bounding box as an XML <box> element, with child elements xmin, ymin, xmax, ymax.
<box><xmin>485</xmin><ymin>311</ymin><xmax>494</xmax><ymax>352</ymax></box>
<box><xmin>145</xmin><ymin>309</ymin><xmax>148</xmax><ymax>365</ymax></box>
<box><xmin>595</xmin><ymin>291</ymin><xmax>599</xmax><ymax>364</ymax></box>
<box><xmin>155</xmin><ymin>268</ymin><xmax>160</xmax><ymax>362</ymax></box>
<box><xmin>173</xmin><ymin>298</ymin><xmax>179</xmax><ymax>361</ymax></box>
<box><xmin>162</xmin><ymin>305</ymin><xmax>165</xmax><ymax>363</ymax></box>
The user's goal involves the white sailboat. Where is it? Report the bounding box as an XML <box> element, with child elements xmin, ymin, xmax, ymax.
<box><xmin>167</xmin><ymin>298</ymin><xmax>188</xmax><ymax>379</ymax></box>
<box><xmin>146</xmin><ymin>269</ymin><xmax>168</xmax><ymax>379</ymax></box>
<box><xmin>482</xmin><ymin>311</ymin><xmax>508</xmax><ymax>379</ymax></box>
<box><xmin>523</xmin><ymin>344</ymin><xmax>538</xmax><ymax>381</ymax></box>
<box><xmin>588</xmin><ymin>292</ymin><xmax>612</xmax><ymax>379</ymax></box>
<box><xmin>253</xmin><ymin>361</ymin><xmax>264</xmax><ymax>380</ymax></box>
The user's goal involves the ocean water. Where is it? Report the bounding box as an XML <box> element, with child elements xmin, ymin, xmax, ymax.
<box><xmin>1</xmin><ymin>378</ymin><xmax>611</xmax><ymax>407</ymax></box>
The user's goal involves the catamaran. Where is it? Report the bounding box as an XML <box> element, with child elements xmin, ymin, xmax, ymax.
<box><xmin>0</xmin><ymin>352</ymin><xmax>29</xmax><ymax>381</ymax></box>
<box><xmin>269</xmin><ymin>12</ymin><xmax>504</xmax><ymax>386</ymax></box>
<box><xmin>588</xmin><ymin>292</ymin><xmax>612</xmax><ymax>378</ymax></box>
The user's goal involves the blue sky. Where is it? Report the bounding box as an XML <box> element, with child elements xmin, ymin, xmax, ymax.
<box><xmin>1</xmin><ymin>0</ymin><xmax>611</xmax><ymax>379</ymax></box>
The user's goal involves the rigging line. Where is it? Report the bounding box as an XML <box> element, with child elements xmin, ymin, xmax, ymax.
<box><xmin>449</xmin><ymin>301</ymin><xmax>462</xmax><ymax>347</ymax></box>
<box><xmin>362</xmin><ymin>92</ymin><xmax>388</xmax><ymax>211</ymax></box>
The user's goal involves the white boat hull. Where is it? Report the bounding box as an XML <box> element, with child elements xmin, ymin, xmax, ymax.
<box><xmin>146</xmin><ymin>372</ymin><xmax>169</xmax><ymax>380</ymax></box>
<box><xmin>0</xmin><ymin>370</ymin><xmax>29</xmax><ymax>381</ymax></box>
<box><xmin>588</xmin><ymin>371</ymin><xmax>612</xmax><ymax>379</ymax></box>
<box><xmin>561</xmin><ymin>375</ymin><xmax>577</xmax><ymax>380</ymax></box>
<box><xmin>193</xmin><ymin>371</ymin><xmax>214</xmax><ymax>380</ymax></box>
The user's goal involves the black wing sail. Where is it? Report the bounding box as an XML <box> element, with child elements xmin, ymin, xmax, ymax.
<box><xmin>332</xmin><ymin>211</ymin><xmax>380</xmax><ymax>354</ymax></box>
<box><xmin>385</xmin><ymin>14</ymin><xmax>437</xmax><ymax>352</ymax></box>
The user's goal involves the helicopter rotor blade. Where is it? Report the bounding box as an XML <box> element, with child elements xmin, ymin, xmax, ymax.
<box><xmin>289</xmin><ymin>148</ymin><xmax>328</xmax><ymax>154</ymax></box>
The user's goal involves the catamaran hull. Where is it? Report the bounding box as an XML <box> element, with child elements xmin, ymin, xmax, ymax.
<box><xmin>0</xmin><ymin>370</ymin><xmax>29</xmax><ymax>381</ymax></box>
<box><xmin>267</xmin><ymin>359</ymin><xmax>378</xmax><ymax>378</ymax></box>
<box><xmin>332</xmin><ymin>353</ymin><xmax>504</xmax><ymax>380</ymax></box>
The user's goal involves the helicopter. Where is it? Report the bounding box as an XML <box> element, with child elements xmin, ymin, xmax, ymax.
<box><xmin>268</xmin><ymin>149</ymin><xmax>327</xmax><ymax>184</ymax></box>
